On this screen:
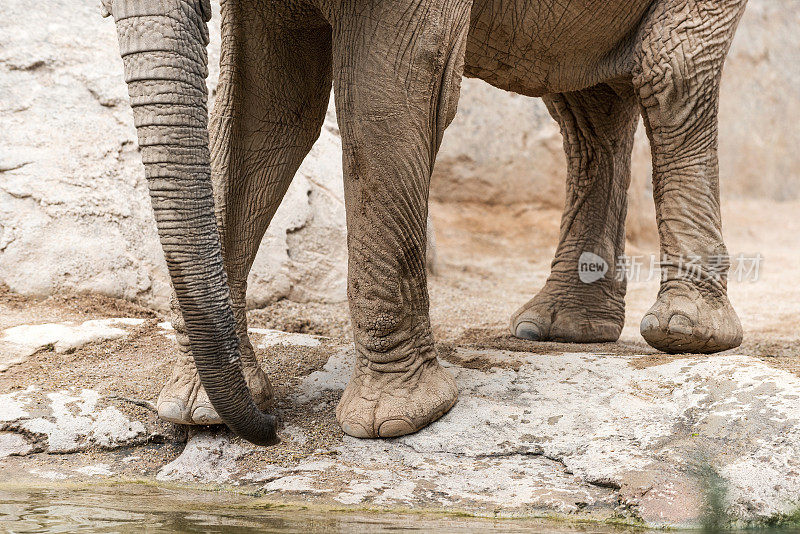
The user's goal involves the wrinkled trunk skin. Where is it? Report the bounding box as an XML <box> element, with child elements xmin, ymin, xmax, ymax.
<box><xmin>105</xmin><ymin>0</ymin><xmax>278</xmax><ymax>446</ymax></box>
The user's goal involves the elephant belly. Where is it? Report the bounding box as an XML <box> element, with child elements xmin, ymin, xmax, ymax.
<box><xmin>464</xmin><ymin>0</ymin><xmax>654</xmax><ymax>96</ymax></box>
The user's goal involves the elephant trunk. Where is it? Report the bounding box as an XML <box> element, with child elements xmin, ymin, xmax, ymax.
<box><xmin>105</xmin><ymin>0</ymin><xmax>278</xmax><ymax>446</ymax></box>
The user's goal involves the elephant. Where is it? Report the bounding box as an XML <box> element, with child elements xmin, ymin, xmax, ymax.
<box><xmin>101</xmin><ymin>0</ymin><xmax>747</xmax><ymax>446</ymax></box>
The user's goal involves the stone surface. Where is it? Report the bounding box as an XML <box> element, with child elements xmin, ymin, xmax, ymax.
<box><xmin>271</xmin><ymin>345</ymin><xmax>800</xmax><ymax>526</ymax></box>
<box><xmin>3</xmin><ymin>319</ymin><xmax>800</xmax><ymax>527</ymax></box>
<box><xmin>2</xmin><ymin>0</ymin><xmax>797</xmax><ymax>307</ymax></box>
<box><xmin>0</xmin><ymin>0</ymin><xmax>346</xmax><ymax>312</ymax></box>
<box><xmin>156</xmin><ymin>432</ymin><xmax>250</xmax><ymax>484</ymax></box>
<box><xmin>0</xmin><ymin>318</ymin><xmax>144</xmax><ymax>371</ymax></box>
<box><xmin>0</xmin><ymin>386</ymin><xmax>147</xmax><ymax>454</ymax></box>
<box><xmin>0</xmin><ymin>432</ymin><xmax>33</xmax><ymax>459</ymax></box>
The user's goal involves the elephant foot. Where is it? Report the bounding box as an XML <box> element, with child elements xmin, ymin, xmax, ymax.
<box><xmin>640</xmin><ymin>280</ymin><xmax>742</xmax><ymax>354</ymax></box>
<box><xmin>510</xmin><ymin>280</ymin><xmax>625</xmax><ymax>343</ymax></box>
<box><xmin>336</xmin><ymin>356</ymin><xmax>458</xmax><ymax>438</ymax></box>
<box><xmin>157</xmin><ymin>354</ymin><xmax>273</xmax><ymax>425</ymax></box>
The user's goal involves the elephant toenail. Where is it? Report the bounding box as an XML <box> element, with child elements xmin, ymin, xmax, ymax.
<box><xmin>668</xmin><ymin>314</ymin><xmax>693</xmax><ymax>336</ymax></box>
<box><xmin>515</xmin><ymin>321</ymin><xmax>542</xmax><ymax>341</ymax></box>
<box><xmin>640</xmin><ymin>314</ymin><xmax>660</xmax><ymax>333</ymax></box>
<box><xmin>378</xmin><ymin>418</ymin><xmax>415</xmax><ymax>438</ymax></box>
<box><xmin>340</xmin><ymin>419</ymin><xmax>373</xmax><ymax>439</ymax></box>
<box><xmin>157</xmin><ymin>400</ymin><xmax>184</xmax><ymax>423</ymax></box>
<box><xmin>191</xmin><ymin>406</ymin><xmax>221</xmax><ymax>425</ymax></box>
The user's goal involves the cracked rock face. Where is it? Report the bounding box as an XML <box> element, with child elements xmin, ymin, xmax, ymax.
<box><xmin>0</xmin><ymin>386</ymin><xmax>146</xmax><ymax>455</ymax></box>
<box><xmin>281</xmin><ymin>348</ymin><xmax>800</xmax><ymax>525</ymax></box>
<box><xmin>151</xmin><ymin>336</ymin><xmax>800</xmax><ymax>527</ymax></box>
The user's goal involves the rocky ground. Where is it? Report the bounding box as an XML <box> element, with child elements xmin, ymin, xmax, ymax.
<box><xmin>2</xmin><ymin>197</ymin><xmax>799</xmax><ymax>529</ymax></box>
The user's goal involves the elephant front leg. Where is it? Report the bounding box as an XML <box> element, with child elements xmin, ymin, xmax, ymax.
<box><xmin>632</xmin><ymin>0</ymin><xmax>746</xmax><ymax>354</ymax></box>
<box><xmin>329</xmin><ymin>0</ymin><xmax>471</xmax><ymax>438</ymax></box>
<box><xmin>512</xmin><ymin>83</ymin><xmax>639</xmax><ymax>343</ymax></box>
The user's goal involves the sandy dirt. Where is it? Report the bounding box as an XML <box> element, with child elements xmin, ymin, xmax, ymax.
<box><xmin>427</xmin><ymin>197</ymin><xmax>800</xmax><ymax>371</ymax></box>
<box><xmin>246</xmin><ymin>196</ymin><xmax>800</xmax><ymax>367</ymax></box>
<box><xmin>2</xmin><ymin>196</ymin><xmax>798</xmax><ymax>389</ymax></box>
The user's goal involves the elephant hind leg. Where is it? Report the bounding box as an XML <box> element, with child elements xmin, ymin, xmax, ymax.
<box><xmin>158</xmin><ymin>2</ymin><xmax>333</xmax><ymax>425</ymax></box>
<box><xmin>511</xmin><ymin>82</ymin><xmax>639</xmax><ymax>344</ymax></box>
<box><xmin>632</xmin><ymin>0</ymin><xmax>745</xmax><ymax>354</ymax></box>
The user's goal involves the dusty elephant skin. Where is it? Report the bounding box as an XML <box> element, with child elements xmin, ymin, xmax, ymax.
<box><xmin>101</xmin><ymin>0</ymin><xmax>747</xmax><ymax>444</ymax></box>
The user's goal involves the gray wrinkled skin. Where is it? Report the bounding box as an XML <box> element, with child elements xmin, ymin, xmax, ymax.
<box><xmin>103</xmin><ymin>0</ymin><xmax>746</xmax><ymax>445</ymax></box>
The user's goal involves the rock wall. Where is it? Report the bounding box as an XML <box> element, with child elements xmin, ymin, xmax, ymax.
<box><xmin>1</xmin><ymin>0</ymin><xmax>796</xmax><ymax>310</ymax></box>
<box><xmin>0</xmin><ymin>0</ymin><xmax>346</xmax><ymax>312</ymax></box>
<box><xmin>719</xmin><ymin>0</ymin><xmax>800</xmax><ymax>201</ymax></box>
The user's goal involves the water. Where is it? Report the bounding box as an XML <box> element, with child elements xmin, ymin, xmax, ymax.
<box><xmin>1</xmin><ymin>484</ymin><xmax>798</xmax><ymax>533</ymax></box>
<box><xmin>0</xmin><ymin>484</ymin><xmax>636</xmax><ymax>533</ymax></box>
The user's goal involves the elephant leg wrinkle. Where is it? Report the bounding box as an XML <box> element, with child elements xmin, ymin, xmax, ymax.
<box><xmin>328</xmin><ymin>0</ymin><xmax>471</xmax><ymax>438</ymax></box>
<box><xmin>632</xmin><ymin>0</ymin><xmax>746</xmax><ymax>354</ymax></box>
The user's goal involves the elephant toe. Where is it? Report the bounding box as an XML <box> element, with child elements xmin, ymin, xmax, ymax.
<box><xmin>378</xmin><ymin>418</ymin><xmax>415</xmax><ymax>438</ymax></box>
<box><xmin>191</xmin><ymin>405</ymin><xmax>222</xmax><ymax>425</ymax></box>
<box><xmin>640</xmin><ymin>313</ymin><xmax>660</xmax><ymax>334</ymax></box>
<box><xmin>340</xmin><ymin>418</ymin><xmax>374</xmax><ymax>438</ymax></box>
<box><xmin>157</xmin><ymin>399</ymin><xmax>186</xmax><ymax>424</ymax></box>
<box><xmin>514</xmin><ymin>321</ymin><xmax>543</xmax><ymax>341</ymax></box>
<box><xmin>667</xmin><ymin>314</ymin><xmax>694</xmax><ymax>336</ymax></box>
